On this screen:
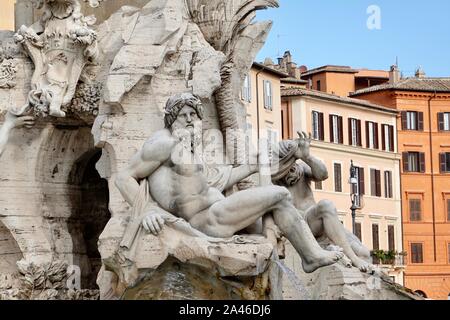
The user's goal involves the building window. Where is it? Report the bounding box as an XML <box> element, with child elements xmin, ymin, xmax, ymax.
<box><xmin>355</xmin><ymin>223</ymin><xmax>362</xmax><ymax>242</ymax></box>
<box><xmin>440</xmin><ymin>153</ymin><xmax>450</xmax><ymax>173</ymax></box>
<box><xmin>329</xmin><ymin>115</ymin><xmax>343</xmax><ymax>144</ymax></box>
<box><xmin>372</xmin><ymin>224</ymin><xmax>380</xmax><ymax>251</ymax></box>
<box><xmin>370</xmin><ymin>169</ymin><xmax>382</xmax><ymax>197</ymax></box>
<box><xmin>241</xmin><ymin>74</ymin><xmax>251</xmax><ymax>102</ymax></box>
<box><xmin>334</xmin><ymin>163</ymin><xmax>342</xmax><ymax>192</ymax></box>
<box><xmin>388</xmin><ymin>225</ymin><xmax>395</xmax><ymax>251</ymax></box>
<box><xmin>348</xmin><ymin>118</ymin><xmax>362</xmax><ymax>147</ymax></box>
<box><xmin>382</xmin><ymin>124</ymin><xmax>395</xmax><ymax>152</ymax></box>
<box><xmin>447</xmin><ymin>199</ymin><xmax>450</xmax><ymax>221</ymax></box>
<box><xmin>438</xmin><ymin>112</ymin><xmax>450</xmax><ymax>131</ymax></box>
<box><xmin>312</xmin><ymin>111</ymin><xmax>324</xmax><ymax>141</ymax></box>
<box><xmin>316</xmin><ymin>80</ymin><xmax>321</xmax><ymax>91</ymax></box>
<box><xmin>411</xmin><ymin>243</ymin><xmax>424</xmax><ymax>264</ymax></box>
<box><xmin>366</xmin><ymin>122</ymin><xmax>379</xmax><ymax>149</ymax></box>
<box><xmin>263</xmin><ymin>80</ymin><xmax>273</xmax><ymax>110</ymax></box>
<box><xmin>403</xmin><ymin>152</ymin><xmax>425</xmax><ymax>173</ymax></box>
<box><xmin>352</xmin><ymin>167</ymin><xmax>365</xmax><ymax>207</ymax></box>
<box><xmin>409</xmin><ymin>199</ymin><xmax>422</xmax><ymax>222</ymax></box>
<box><xmin>448</xmin><ymin>243</ymin><xmax>450</xmax><ymax>264</ymax></box>
<box><xmin>384</xmin><ymin>171</ymin><xmax>393</xmax><ymax>199</ymax></box>
<box><xmin>401</xmin><ymin>111</ymin><xmax>424</xmax><ymax>131</ymax></box>
<box><xmin>315</xmin><ymin>181</ymin><xmax>323</xmax><ymax>190</ymax></box>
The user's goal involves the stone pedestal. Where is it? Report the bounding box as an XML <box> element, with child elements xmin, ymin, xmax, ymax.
<box><xmin>282</xmin><ymin>242</ymin><xmax>422</xmax><ymax>300</ymax></box>
<box><xmin>99</xmin><ymin>223</ymin><xmax>282</xmax><ymax>300</ymax></box>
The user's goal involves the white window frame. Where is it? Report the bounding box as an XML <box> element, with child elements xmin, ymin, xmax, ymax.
<box><xmin>242</xmin><ymin>74</ymin><xmax>251</xmax><ymax>102</ymax></box>
<box><xmin>407</xmin><ymin>111</ymin><xmax>418</xmax><ymax>130</ymax></box>
<box><xmin>384</xmin><ymin>170</ymin><xmax>393</xmax><ymax>199</ymax></box>
<box><xmin>384</xmin><ymin>124</ymin><xmax>391</xmax><ymax>151</ymax></box>
<box><xmin>444</xmin><ymin>113</ymin><xmax>450</xmax><ymax>131</ymax></box>
<box><xmin>408</xmin><ymin>152</ymin><xmax>420</xmax><ymax>172</ymax></box>
<box><xmin>312</xmin><ymin>111</ymin><xmax>320</xmax><ymax>140</ymax></box>
<box><xmin>331</xmin><ymin>115</ymin><xmax>339</xmax><ymax>144</ymax></box>
<box><xmin>368</xmin><ymin>122</ymin><xmax>375</xmax><ymax>149</ymax></box>
<box><xmin>263</xmin><ymin>80</ymin><xmax>273</xmax><ymax>110</ymax></box>
<box><xmin>351</xmin><ymin>118</ymin><xmax>358</xmax><ymax>146</ymax></box>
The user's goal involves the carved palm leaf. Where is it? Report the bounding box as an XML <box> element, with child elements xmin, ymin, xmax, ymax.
<box><xmin>185</xmin><ymin>0</ymin><xmax>279</xmax><ymax>53</ymax></box>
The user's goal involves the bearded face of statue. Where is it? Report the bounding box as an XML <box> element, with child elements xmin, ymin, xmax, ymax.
<box><xmin>171</xmin><ymin>105</ymin><xmax>203</xmax><ymax>149</ymax></box>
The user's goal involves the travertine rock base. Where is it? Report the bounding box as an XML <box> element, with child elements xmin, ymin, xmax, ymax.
<box><xmin>122</xmin><ymin>257</ymin><xmax>250</xmax><ymax>300</ymax></box>
<box><xmin>282</xmin><ymin>242</ymin><xmax>421</xmax><ymax>300</ymax></box>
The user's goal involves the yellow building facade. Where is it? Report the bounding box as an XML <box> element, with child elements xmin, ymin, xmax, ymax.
<box><xmin>282</xmin><ymin>89</ymin><xmax>405</xmax><ymax>284</ymax></box>
<box><xmin>0</xmin><ymin>0</ymin><xmax>15</xmax><ymax>31</ymax></box>
<box><xmin>242</xmin><ymin>63</ymin><xmax>286</xmax><ymax>149</ymax></box>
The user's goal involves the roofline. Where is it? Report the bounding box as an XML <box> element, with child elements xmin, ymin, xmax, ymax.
<box><xmin>281</xmin><ymin>78</ymin><xmax>308</xmax><ymax>84</ymax></box>
<box><xmin>354</xmin><ymin>75</ymin><xmax>389</xmax><ymax>80</ymax></box>
<box><xmin>300</xmin><ymin>65</ymin><xmax>359</xmax><ymax>77</ymax></box>
<box><xmin>351</xmin><ymin>87</ymin><xmax>450</xmax><ymax>96</ymax></box>
<box><xmin>282</xmin><ymin>89</ymin><xmax>399</xmax><ymax>115</ymax></box>
<box><xmin>252</xmin><ymin>62</ymin><xmax>289</xmax><ymax>78</ymax></box>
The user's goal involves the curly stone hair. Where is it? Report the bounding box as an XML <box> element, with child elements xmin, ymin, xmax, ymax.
<box><xmin>164</xmin><ymin>93</ymin><xmax>204</xmax><ymax>129</ymax></box>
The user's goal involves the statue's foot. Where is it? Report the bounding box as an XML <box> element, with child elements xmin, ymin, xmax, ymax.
<box><xmin>326</xmin><ymin>245</ymin><xmax>352</xmax><ymax>268</ymax></box>
<box><xmin>49</xmin><ymin>109</ymin><xmax>66</xmax><ymax>118</ymax></box>
<box><xmin>302</xmin><ymin>250</ymin><xmax>344</xmax><ymax>273</ymax></box>
<box><xmin>352</xmin><ymin>257</ymin><xmax>374</xmax><ymax>273</ymax></box>
<box><xmin>341</xmin><ymin>255</ymin><xmax>353</xmax><ymax>268</ymax></box>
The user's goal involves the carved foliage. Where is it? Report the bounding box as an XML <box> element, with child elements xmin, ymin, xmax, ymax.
<box><xmin>0</xmin><ymin>49</ymin><xmax>17</xmax><ymax>89</ymax></box>
<box><xmin>0</xmin><ymin>260</ymin><xmax>99</xmax><ymax>300</ymax></box>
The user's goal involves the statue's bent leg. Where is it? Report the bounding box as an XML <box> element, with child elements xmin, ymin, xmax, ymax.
<box><xmin>191</xmin><ymin>185</ymin><xmax>292</xmax><ymax>238</ymax></box>
<box><xmin>346</xmin><ymin>230</ymin><xmax>372</xmax><ymax>262</ymax></box>
<box><xmin>306</xmin><ymin>200</ymin><xmax>373</xmax><ymax>272</ymax></box>
<box><xmin>271</xmin><ymin>199</ymin><xmax>343</xmax><ymax>273</ymax></box>
<box><xmin>191</xmin><ymin>186</ymin><xmax>343</xmax><ymax>273</ymax></box>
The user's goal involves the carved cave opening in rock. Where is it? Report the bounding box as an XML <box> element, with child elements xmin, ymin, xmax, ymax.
<box><xmin>0</xmin><ymin>220</ymin><xmax>23</xmax><ymax>276</ymax></box>
<box><xmin>67</xmin><ymin>149</ymin><xmax>110</xmax><ymax>290</ymax></box>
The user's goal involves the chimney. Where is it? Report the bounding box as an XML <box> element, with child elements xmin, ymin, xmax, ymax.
<box><xmin>415</xmin><ymin>66</ymin><xmax>426</xmax><ymax>78</ymax></box>
<box><xmin>283</xmin><ymin>51</ymin><xmax>292</xmax><ymax>63</ymax></box>
<box><xmin>264</xmin><ymin>58</ymin><xmax>275</xmax><ymax>68</ymax></box>
<box><xmin>389</xmin><ymin>65</ymin><xmax>400</xmax><ymax>84</ymax></box>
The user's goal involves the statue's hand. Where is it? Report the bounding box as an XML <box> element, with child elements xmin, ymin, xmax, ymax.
<box><xmin>142</xmin><ymin>211</ymin><xmax>166</xmax><ymax>236</ymax></box>
<box><xmin>5</xmin><ymin>112</ymin><xmax>35</xmax><ymax>129</ymax></box>
<box><xmin>294</xmin><ymin>131</ymin><xmax>312</xmax><ymax>160</ymax></box>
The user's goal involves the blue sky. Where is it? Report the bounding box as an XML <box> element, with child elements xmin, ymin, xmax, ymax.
<box><xmin>256</xmin><ymin>0</ymin><xmax>450</xmax><ymax>77</ymax></box>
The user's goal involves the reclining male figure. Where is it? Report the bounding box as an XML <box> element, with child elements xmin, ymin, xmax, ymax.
<box><xmin>115</xmin><ymin>93</ymin><xmax>343</xmax><ymax>273</ymax></box>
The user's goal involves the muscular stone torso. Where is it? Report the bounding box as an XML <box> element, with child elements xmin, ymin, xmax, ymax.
<box><xmin>148</xmin><ymin>146</ymin><xmax>225</xmax><ymax>221</ymax></box>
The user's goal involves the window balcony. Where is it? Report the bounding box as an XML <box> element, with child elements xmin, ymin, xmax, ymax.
<box><xmin>371</xmin><ymin>250</ymin><xmax>407</xmax><ymax>269</ymax></box>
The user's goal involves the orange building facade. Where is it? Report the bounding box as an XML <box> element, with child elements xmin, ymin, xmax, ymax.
<box><xmin>352</xmin><ymin>77</ymin><xmax>450</xmax><ymax>300</ymax></box>
<box><xmin>300</xmin><ymin>65</ymin><xmax>389</xmax><ymax>98</ymax></box>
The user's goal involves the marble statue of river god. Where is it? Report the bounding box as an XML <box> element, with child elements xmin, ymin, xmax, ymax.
<box><xmin>115</xmin><ymin>93</ymin><xmax>344</xmax><ymax>274</ymax></box>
